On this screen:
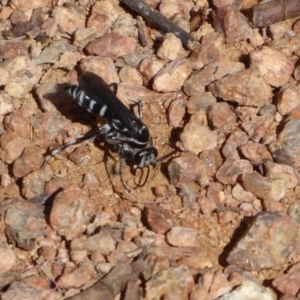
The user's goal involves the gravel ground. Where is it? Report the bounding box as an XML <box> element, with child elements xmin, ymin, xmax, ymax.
<box><xmin>1</xmin><ymin>0</ymin><xmax>300</xmax><ymax>299</ymax></box>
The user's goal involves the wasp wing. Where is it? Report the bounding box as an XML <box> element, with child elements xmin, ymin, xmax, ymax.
<box><xmin>79</xmin><ymin>72</ymin><xmax>144</xmax><ymax>138</ymax></box>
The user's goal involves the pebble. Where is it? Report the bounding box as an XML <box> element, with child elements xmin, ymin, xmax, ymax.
<box><xmin>242</xmin><ymin>172</ymin><xmax>286</xmax><ymax>203</ymax></box>
<box><xmin>138</xmin><ymin>57</ymin><xmax>166</xmax><ymax>81</ymax></box>
<box><xmin>0</xmin><ymin>92</ymin><xmax>13</xmax><ymax>116</ymax></box>
<box><xmin>85</xmin><ymin>32</ymin><xmax>138</xmax><ymax>59</ymax></box>
<box><xmin>145</xmin><ymin>265</ymin><xmax>194</xmax><ymax>300</ymax></box>
<box><xmin>0</xmin><ymin>247</ymin><xmax>16</xmax><ymax>274</ymax></box>
<box><xmin>273</xmin><ymin>263</ymin><xmax>300</xmax><ymax>295</ymax></box>
<box><xmin>184</xmin><ymin>60</ymin><xmax>245</xmax><ymax>96</ymax></box>
<box><xmin>277</xmin><ymin>84</ymin><xmax>300</xmax><ymax>116</ymax></box>
<box><xmin>57</xmin><ymin>266</ymin><xmax>92</xmax><ymax>289</ymax></box>
<box><xmin>12</xmin><ymin>146</ymin><xmax>44</xmax><ymax>178</ymax></box>
<box><xmin>208</xmin><ymin>102</ymin><xmax>237</xmax><ymax>129</ymax></box>
<box><xmin>4</xmin><ymin>200</ymin><xmax>46</xmax><ymax>250</ymax></box>
<box><xmin>187</xmin><ymin>92</ymin><xmax>217</xmax><ymax>114</ymax></box>
<box><xmin>218</xmin><ymin>280</ymin><xmax>277</xmax><ymax>300</ymax></box>
<box><xmin>227</xmin><ymin>212</ymin><xmax>300</xmax><ymax>271</ymax></box>
<box><xmin>189</xmin><ymin>42</ymin><xmax>221</xmax><ymax>70</ymax></box>
<box><xmin>232</xmin><ymin>183</ymin><xmax>258</xmax><ymax>203</ymax></box>
<box><xmin>10</xmin><ymin>0</ymin><xmax>49</xmax><ymax>11</ymax></box>
<box><xmin>239</xmin><ymin>142</ymin><xmax>273</xmax><ymax>165</ymax></box>
<box><xmin>264</xmin><ymin>161</ymin><xmax>298</xmax><ymax>189</ymax></box>
<box><xmin>167</xmin><ymin>97</ymin><xmax>187</xmax><ymax>127</ymax></box>
<box><xmin>277</xmin><ymin>118</ymin><xmax>300</xmax><ymax>168</ymax></box>
<box><xmin>241</xmin><ymin>114</ymin><xmax>274</xmax><ymax>142</ymax></box>
<box><xmin>216</xmin><ymin>159</ymin><xmax>253</xmax><ymax>185</ymax></box>
<box><xmin>21</xmin><ymin>171</ymin><xmax>45</xmax><ymax>199</ymax></box>
<box><xmin>222</xmin><ymin>131</ymin><xmax>249</xmax><ymax>158</ymax></box>
<box><xmin>1</xmin><ymin>281</ymin><xmax>59</xmax><ymax>300</ymax></box>
<box><xmin>209</xmin><ymin>69</ymin><xmax>272</xmax><ymax>107</ymax></box>
<box><xmin>250</xmin><ymin>46</ymin><xmax>294</xmax><ymax>88</ymax></box>
<box><xmin>53</xmin><ymin>5</ymin><xmax>85</xmax><ymax>35</ymax></box>
<box><xmin>50</xmin><ymin>185</ymin><xmax>94</xmax><ymax>240</ymax></box>
<box><xmin>221</xmin><ymin>6</ymin><xmax>252</xmax><ymax>43</ymax></box>
<box><xmin>168</xmin><ymin>152</ymin><xmax>206</xmax><ymax>188</ymax></box>
<box><xmin>145</xmin><ymin>206</ymin><xmax>173</xmax><ymax>234</ymax></box>
<box><xmin>71</xmin><ymin>231</ymin><xmax>116</xmax><ymax>255</ymax></box>
<box><xmin>180</xmin><ymin>122</ymin><xmax>217</xmax><ymax>154</ymax></box>
<box><xmin>80</xmin><ymin>56</ymin><xmax>119</xmax><ymax>85</ymax></box>
<box><xmin>166</xmin><ymin>226</ymin><xmax>197</xmax><ymax>247</ymax></box>
<box><xmin>153</xmin><ymin>59</ymin><xmax>193</xmax><ymax>92</ymax></box>
<box><xmin>32</xmin><ymin>41</ymin><xmax>77</xmax><ymax>65</ymax></box>
<box><xmin>157</xmin><ymin>33</ymin><xmax>184</xmax><ymax>60</ymax></box>
<box><xmin>0</xmin><ymin>131</ymin><xmax>33</xmax><ymax>164</ymax></box>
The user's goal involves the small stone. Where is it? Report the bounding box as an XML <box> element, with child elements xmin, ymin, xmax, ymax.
<box><xmin>107</xmin><ymin>250</ymin><xmax>129</xmax><ymax>264</ymax></box>
<box><xmin>5</xmin><ymin>200</ymin><xmax>46</xmax><ymax>250</ymax></box>
<box><xmin>168</xmin><ymin>152</ymin><xmax>206</xmax><ymax>188</ymax></box>
<box><xmin>209</xmin><ymin>69</ymin><xmax>272</xmax><ymax>107</ymax></box>
<box><xmin>187</xmin><ymin>92</ymin><xmax>217</xmax><ymax>114</ymax></box>
<box><xmin>32</xmin><ymin>41</ymin><xmax>77</xmax><ymax>65</ymax></box>
<box><xmin>12</xmin><ymin>146</ymin><xmax>44</xmax><ymax>178</ymax></box>
<box><xmin>57</xmin><ymin>266</ymin><xmax>92</xmax><ymax>289</ymax></box>
<box><xmin>119</xmin><ymin>66</ymin><xmax>143</xmax><ymax>86</ymax></box>
<box><xmin>184</xmin><ymin>61</ymin><xmax>245</xmax><ymax>96</ymax></box>
<box><xmin>146</xmin><ymin>265</ymin><xmax>194</xmax><ymax>300</ymax></box>
<box><xmin>153</xmin><ymin>59</ymin><xmax>192</xmax><ymax>92</ymax></box>
<box><xmin>276</xmin><ymin>118</ymin><xmax>300</xmax><ymax>168</ymax></box>
<box><xmin>273</xmin><ymin>263</ymin><xmax>300</xmax><ymax>295</ymax></box>
<box><xmin>167</xmin><ymin>226</ymin><xmax>197</xmax><ymax>247</ymax></box>
<box><xmin>39</xmin><ymin>245</ymin><xmax>57</xmax><ymax>261</ymax></box>
<box><xmin>68</xmin><ymin>145</ymin><xmax>90</xmax><ymax>167</ymax></box>
<box><xmin>216</xmin><ymin>159</ymin><xmax>253</xmax><ymax>185</ymax></box>
<box><xmin>145</xmin><ymin>206</ymin><xmax>173</xmax><ymax>234</ymax></box>
<box><xmin>232</xmin><ymin>183</ymin><xmax>258</xmax><ymax>203</ymax></box>
<box><xmin>21</xmin><ymin>171</ymin><xmax>45</xmax><ymax>199</ymax></box>
<box><xmin>53</xmin><ymin>5</ymin><xmax>85</xmax><ymax>35</ymax></box>
<box><xmin>0</xmin><ymin>131</ymin><xmax>32</xmax><ymax>164</ymax></box>
<box><xmin>138</xmin><ymin>57</ymin><xmax>166</xmax><ymax>81</ymax></box>
<box><xmin>157</xmin><ymin>33</ymin><xmax>184</xmax><ymax>60</ymax></box>
<box><xmin>264</xmin><ymin>161</ymin><xmax>298</xmax><ymax>189</ymax></box>
<box><xmin>242</xmin><ymin>172</ymin><xmax>286</xmax><ymax>203</ymax></box>
<box><xmin>71</xmin><ymin>231</ymin><xmax>116</xmax><ymax>255</ymax></box>
<box><xmin>180</xmin><ymin>122</ymin><xmax>217</xmax><ymax>154</ymax></box>
<box><xmin>189</xmin><ymin>42</ymin><xmax>221</xmax><ymax>70</ymax></box>
<box><xmin>10</xmin><ymin>0</ymin><xmax>49</xmax><ymax>11</ymax></box>
<box><xmin>0</xmin><ymin>91</ymin><xmax>13</xmax><ymax>115</ymax></box>
<box><xmin>277</xmin><ymin>85</ymin><xmax>300</xmax><ymax>116</ymax></box>
<box><xmin>241</xmin><ymin>114</ymin><xmax>274</xmax><ymax>142</ymax></box>
<box><xmin>0</xmin><ymin>247</ymin><xmax>16</xmax><ymax>274</ymax></box>
<box><xmin>70</xmin><ymin>250</ymin><xmax>88</xmax><ymax>264</ymax></box>
<box><xmin>222</xmin><ymin>6</ymin><xmax>252</xmax><ymax>43</ymax></box>
<box><xmin>239</xmin><ymin>142</ymin><xmax>273</xmax><ymax>165</ymax></box>
<box><xmin>50</xmin><ymin>185</ymin><xmax>94</xmax><ymax>239</ymax></box>
<box><xmin>288</xmin><ymin>200</ymin><xmax>300</xmax><ymax>224</ymax></box>
<box><xmin>1</xmin><ymin>282</ymin><xmax>58</xmax><ymax>300</ymax></box>
<box><xmin>218</xmin><ymin>280</ymin><xmax>277</xmax><ymax>300</ymax></box>
<box><xmin>87</xmin><ymin>12</ymin><xmax>112</xmax><ymax>34</ymax></box>
<box><xmin>85</xmin><ymin>32</ymin><xmax>138</xmax><ymax>60</ymax></box>
<box><xmin>250</xmin><ymin>46</ymin><xmax>294</xmax><ymax>88</ymax></box>
<box><xmin>208</xmin><ymin>102</ymin><xmax>236</xmax><ymax>129</ymax></box>
<box><xmin>227</xmin><ymin>212</ymin><xmax>300</xmax><ymax>271</ymax></box>
<box><xmin>80</xmin><ymin>56</ymin><xmax>119</xmax><ymax>85</ymax></box>
<box><xmin>167</xmin><ymin>97</ymin><xmax>187</xmax><ymax>127</ymax></box>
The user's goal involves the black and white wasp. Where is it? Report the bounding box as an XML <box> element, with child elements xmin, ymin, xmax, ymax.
<box><xmin>44</xmin><ymin>72</ymin><xmax>158</xmax><ymax>189</ymax></box>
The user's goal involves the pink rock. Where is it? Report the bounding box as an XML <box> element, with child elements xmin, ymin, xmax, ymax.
<box><xmin>157</xmin><ymin>33</ymin><xmax>185</xmax><ymax>61</ymax></box>
<box><xmin>153</xmin><ymin>59</ymin><xmax>192</xmax><ymax>92</ymax></box>
<box><xmin>53</xmin><ymin>6</ymin><xmax>85</xmax><ymax>35</ymax></box>
<box><xmin>85</xmin><ymin>32</ymin><xmax>138</xmax><ymax>60</ymax></box>
<box><xmin>250</xmin><ymin>46</ymin><xmax>294</xmax><ymax>87</ymax></box>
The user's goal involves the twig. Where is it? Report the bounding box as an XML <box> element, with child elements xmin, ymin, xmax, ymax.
<box><xmin>119</xmin><ymin>0</ymin><xmax>199</xmax><ymax>50</ymax></box>
<box><xmin>251</xmin><ymin>0</ymin><xmax>300</xmax><ymax>27</ymax></box>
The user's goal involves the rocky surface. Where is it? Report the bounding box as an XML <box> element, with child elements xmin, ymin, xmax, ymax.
<box><xmin>1</xmin><ymin>0</ymin><xmax>300</xmax><ymax>299</ymax></box>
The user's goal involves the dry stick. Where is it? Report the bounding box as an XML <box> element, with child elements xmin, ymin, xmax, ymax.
<box><xmin>251</xmin><ymin>0</ymin><xmax>300</xmax><ymax>27</ymax></box>
<box><xmin>119</xmin><ymin>0</ymin><xmax>199</xmax><ymax>50</ymax></box>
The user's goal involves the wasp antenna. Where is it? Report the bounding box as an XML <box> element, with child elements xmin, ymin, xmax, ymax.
<box><xmin>134</xmin><ymin>166</ymin><xmax>150</xmax><ymax>188</ymax></box>
<box><xmin>156</xmin><ymin>149</ymin><xmax>180</xmax><ymax>165</ymax></box>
